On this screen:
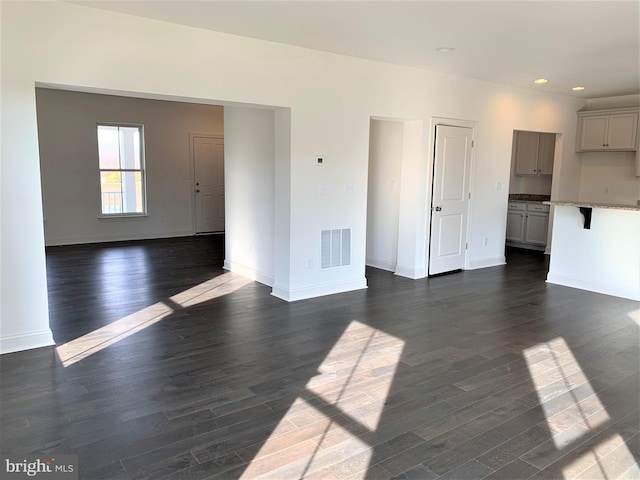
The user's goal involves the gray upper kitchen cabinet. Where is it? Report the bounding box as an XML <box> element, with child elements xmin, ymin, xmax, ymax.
<box><xmin>537</xmin><ymin>132</ymin><xmax>555</xmax><ymax>175</ymax></box>
<box><xmin>576</xmin><ymin>109</ymin><xmax>639</xmax><ymax>152</ymax></box>
<box><xmin>514</xmin><ymin>131</ymin><xmax>555</xmax><ymax>176</ymax></box>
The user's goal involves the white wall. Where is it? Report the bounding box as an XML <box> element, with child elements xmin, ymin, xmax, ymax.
<box><xmin>36</xmin><ymin>88</ymin><xmax>224</xmax><ymax>245</ymax></box>
<box><xmin>508</xmin><ymin>174</ymin><xmax>553</xmax><ymax>196</ymax></box>
<box><xmin>272</xmin><ymin>108</ymin><xmax>292</xmax><ymax>297</ymax></box>
<box><xmin>578</xmin><ymin>151</ymin><xmax>640</xmax><ymax>205</ymax></box>
<box><xmin>1</xmin><ymin>1</ymin><xmax>588</xmax><ymax>352</ymax></box>
<box><xmin>366</xmin><ymin>120</ymin><xmax>403</xmax><ymax>271</ymax></box>
<box><xmin>396</xmin><ymin>120</ymin><xmax>429</xmax><ymax>278</ymax></box>
<box><xmin>223</xmin><ymin>107</ymin><xmax>275</xmax><ymax>286</ymax></box>
<box><xmin>583</xmin><ymin>94</ymin><xmax>640</xmax><ymax>111</ymax></box>
<box><xmin>548</xmin><ymin>206</ymin><xmax>640</xmax><ymax>301</ymax></box>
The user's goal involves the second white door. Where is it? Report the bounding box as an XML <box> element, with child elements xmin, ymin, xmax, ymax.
<box><xmin>193</xmin><ymin>135</ymin><xmax>225</xmax><ymax>233</ymax></box>
<box><xmin>429</xmin><ymin>125</ymin><xmax>473</xmax><ymax>275</ymax></box>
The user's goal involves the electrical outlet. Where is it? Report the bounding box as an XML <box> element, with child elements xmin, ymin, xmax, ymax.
<box><xmin>484</xmin><ymin>237</ymin><xmax>488</xmax><ymax>246</ymax></box>
<box><xmin>307</xmin><ymin>259</ymin><xmax>313</xmax><ymax>269</ymax></box>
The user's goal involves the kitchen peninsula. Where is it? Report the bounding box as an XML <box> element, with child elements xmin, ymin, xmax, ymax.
<box><xmin>545</xmin><ymin>200</ymin><xmax>640</xmax><ymax>301</ymax></box>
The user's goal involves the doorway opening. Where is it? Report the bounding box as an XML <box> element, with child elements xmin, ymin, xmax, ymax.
<box><xmin>36</xmin><ymin>86</ymin><xmax>282</xmax><ymax>295</ymax></box>
<box><xmin>365</xmin><ymin>118</ymin><xmax>403</xmax><ymax>273</ymax></box>
<box><xmin>505</xmin><ymin>130</ymin><xmax>557</xmax><ymax>254</ymax></box>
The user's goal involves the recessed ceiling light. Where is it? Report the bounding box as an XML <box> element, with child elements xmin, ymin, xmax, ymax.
<box><xmin>436</xmin><ymin>47</ymin><xmax>455</xmax><ymax>53</ymax></box>
<box><xmin>534</xmin><ymin>78</ymin><xmax>549</xmax><ymax>85</ymax></box>
<box><xmin>572</xmin><ymin>86</ymin><xmax>586</xmax><ymax>91</ymax></box>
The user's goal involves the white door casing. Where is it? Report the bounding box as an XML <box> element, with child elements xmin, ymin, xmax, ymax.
<box><xmin>193</xmin><ymin>135</ymin><xmax>225</xmax><ymax>233</ymax></box>
<box><xmin>429</xmin><ymin>125</ymin><xmax>473</xmax><ymax>275</ymax></box>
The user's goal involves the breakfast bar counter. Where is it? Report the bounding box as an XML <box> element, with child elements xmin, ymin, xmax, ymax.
<box><xmin>545</xmin><ymin>201</ymin><xmax>640</xmax><ymax>301</ymax></box>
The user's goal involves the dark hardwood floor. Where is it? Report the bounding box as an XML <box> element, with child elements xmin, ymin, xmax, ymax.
<box><xmin>1</xmin><ymin>237</ymin><xmax>638</xmax><ymax>479</ymax></box>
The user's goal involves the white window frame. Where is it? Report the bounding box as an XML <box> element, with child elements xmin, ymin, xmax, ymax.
<box><xmin>97</xmin><ymin>123</ymin><xmax>148</xmax><ymax>218</ymax></box>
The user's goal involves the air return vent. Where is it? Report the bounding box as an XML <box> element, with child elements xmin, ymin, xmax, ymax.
<box><xmin>321</xmin><ymin>228</ymin><xmax>351</xmax><ymax>269</ymax></box>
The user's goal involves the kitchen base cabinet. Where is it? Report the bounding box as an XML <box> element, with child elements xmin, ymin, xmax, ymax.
<box><xmin>506</xmin><ymin>201</ymin><xmax>549</xmax><ymax>251</ymax></box>
<box><xmin>506</xmin><ymin>204</ymin><xmax>525</xmax><ymax>241</ymax></box>
<box><xmin>524</xmin><ymin>211</ymin><xmax>549</xmax><ymax>245</ymax></box>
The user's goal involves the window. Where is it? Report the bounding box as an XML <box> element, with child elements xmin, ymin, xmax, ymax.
<box><xmin>97</xmin><ymin>124</ymin><xmax>146</xmax><ymax>215</ymax></box>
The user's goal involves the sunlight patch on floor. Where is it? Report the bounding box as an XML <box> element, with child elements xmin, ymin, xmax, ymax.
<box><xmin>239</xmin><ymin>320</ymin><xmax>405</xmax><ymax>480</ymax></box>
<box><xmin>559</xmin><ymin>432</ymin><xmax>639</xmax><ymax>479</ymax></box>
<box><xmin>523</xmin><ymin>337</ymin><xmax>637</xmax><ymax>479</ymax></box>
<box><xmin>524</xmin><ymin>337</ymin><xmax>608</xmax><ymax>443</ymax></box>
<box><xmin>56</xmin><ymin>302</ymin><xmax>173</xmax><ymax>367</ymax></box>
<box><xmin>56</xmin><ymin>273</ymin><xmax>251</xmax><ymax>367</ymax></box>
<box><xmin>308</xmin><ymin>320</ymin><xmax>404</xmax><ymax>431</ymax></box>
<box><xmin>169</xmin><ymin>272</ymin><xmax>252</xmax><ymax>307</ymax></box>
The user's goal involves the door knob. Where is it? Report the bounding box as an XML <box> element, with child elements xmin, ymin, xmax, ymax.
<box><xmin>195</xmin><ymin>189</ymin><xmax>200</xmax><ymax>193</ymax></box>
<box><xmin>434</xmin><ymin>206</ymin><xmax>442</xmax><ymax>211</ymax></box>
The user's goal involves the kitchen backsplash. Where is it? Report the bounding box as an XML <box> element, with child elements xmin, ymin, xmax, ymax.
<box><xmin>508</xmin><ymin>193</ymin><xmax>551</xmax><ymax>202</ymax></box>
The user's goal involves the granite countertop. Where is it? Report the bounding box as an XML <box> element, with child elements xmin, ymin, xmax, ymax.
<box><xmin>508</xmin><ymin>194</ymin><xmax>551</xmax><ymax>203</ymax></box>
<box><xmin>544</xmin><ymin>200</ymin><xmax>640</xmax><ymax>211</ymax></box>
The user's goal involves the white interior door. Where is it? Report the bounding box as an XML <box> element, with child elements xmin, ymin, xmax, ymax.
<box><xmin>429</xmin><ymin>125</ymin><xmax>472</xmax><ymax>275</ymax></box>
<box><xmin>193</xmin><ymin>135</ymin><xmax>225</xmax><ymax>233</ymax></box>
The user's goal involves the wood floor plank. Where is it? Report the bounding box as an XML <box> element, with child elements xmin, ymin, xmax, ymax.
<box><xmin>476</xmin><ymin>425</ymin><xmax>550</xmax><ymax>470</ymax></box>
<box><xmin>378</xmin><ymin>429</ymin><xmax>470</xmax><ymax>476</ymax></box>
<box><xmin>482</xmin><ymin>458</ymin><xmax>540</xmax><ymax>480</ymax></box>
<box><xmin>422</xmin><ymin>429</ymin><xmax>508</xmax><ymax>475</ymax></box>
<box><xmin>389</xmin><ymin>464</ymin><xmax>438</xmax><ymax>480</ymax></box>
<box><xmin>562</xmin><ymin>432</ymin><xmax>640</xmax><ymax>480</ymax></box>
<box><xmin>1</xmin><ymin>239</ymin><xmax>637</xmax><ymax>479</ymax></box>
<box><xmin>436</xmin><ymin>459</ymin><xmax>494</xmax><ymax>480</ymax></box>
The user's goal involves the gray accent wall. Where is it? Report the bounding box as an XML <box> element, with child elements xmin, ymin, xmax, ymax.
<box><xmin>36</xmin><ymin>88</ymin><xmax>224</xmax><ymax>245</ymax></box>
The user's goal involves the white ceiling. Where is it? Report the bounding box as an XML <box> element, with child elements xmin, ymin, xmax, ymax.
<box><xmin>72</xmin><ymin>1</ymin><xmax>640</xmax><ymax>99</ymax></box>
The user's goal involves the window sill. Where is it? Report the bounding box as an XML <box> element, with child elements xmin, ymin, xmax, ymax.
<box><xmin>98</xmin><ymin>213</ymin><xmax>148</xmax><ymax>219</ymax></box>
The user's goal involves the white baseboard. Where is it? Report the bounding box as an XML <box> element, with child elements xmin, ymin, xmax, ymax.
<box><xmin>365</xmin><ymin>257</ymin><xmax>396</xmax><ymax>272</ymax></box>
<box><xmin>46</xmin><ymin>230</ymin><xmax>194</xmax><ymax>246</ymax></box>
<box><xmin>0</xmin><ymin>329</ymin><xmax>55</xmax><ymax>354</ymax></box>
<box><xmin>394</xmin><ymin>265</ymin><xmax>426</xmax><ymax>279</ymax></box>
<box><xmin>546</xmin><ymin>272</ymin><xmax>640</xmax><ymax>301</ymax></box>
<box><xmin>467</xmin><ymin>256</ymin><xmax>506</xmax><ymax>270</ymax></box>
<box><xmin>271</xmin><ymin>278</ymin><xmax>367</xmax><ymax>302</ymax></box>
<box><xmin>223</xmin><ymin>260</ymin><xmax>274</xmax><ymax>287</ymax></box>
<box><xmin>506</xmin><ymin>241</ymin><xmax>545</xmax><ymax>252</ymax></box>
